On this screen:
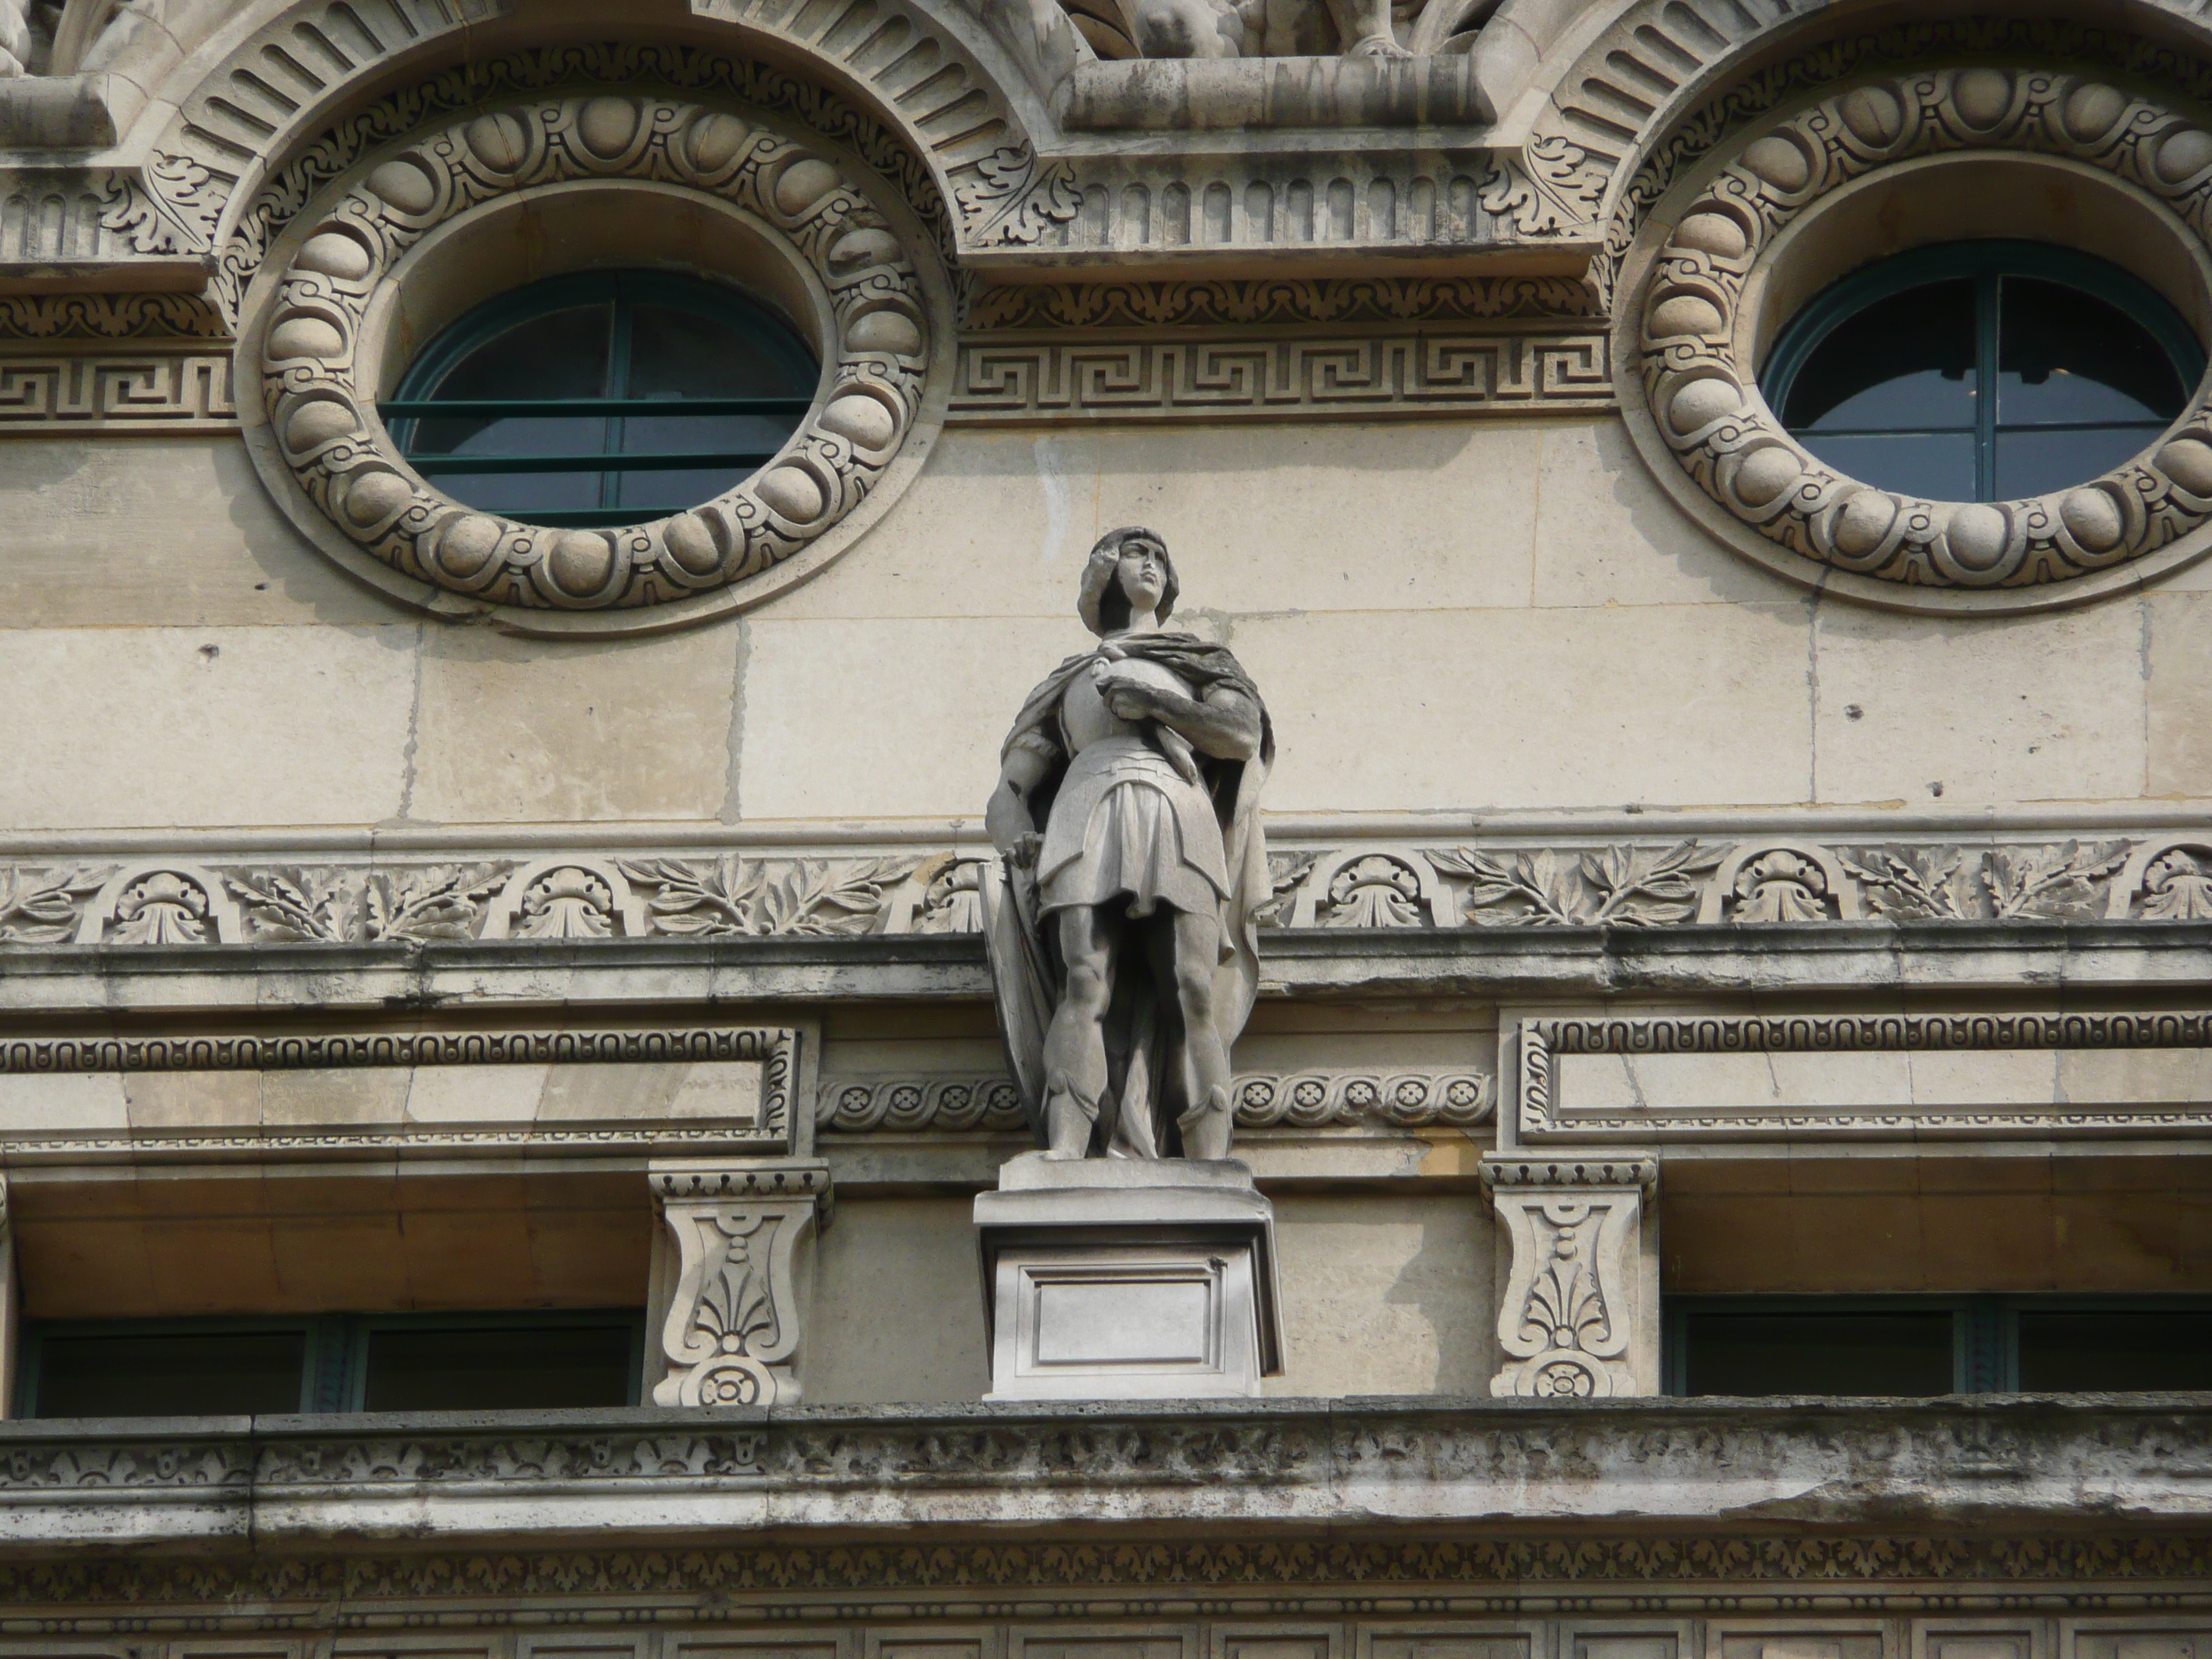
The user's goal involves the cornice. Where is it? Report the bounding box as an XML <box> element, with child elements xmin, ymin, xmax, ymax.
<box><xmin>0</xmin><ymin>1395</ymin><xmax>2209</xmax><ymax>1567</ymax></box>
<box><xmin>13</xmin><ymin>922</ymin><xmax>2212</xmax><ymax>1014</ymax></box>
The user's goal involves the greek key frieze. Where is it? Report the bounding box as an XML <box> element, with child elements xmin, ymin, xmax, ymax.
<box><xmin>948</xmin><ymin>331</ymin><xmax>1614</xmax><ymax>421</ymax></box>
<box><xmin>0</xmin><ymin>351</ymin><xmax>238</xmax><ymax>430</ymax></box>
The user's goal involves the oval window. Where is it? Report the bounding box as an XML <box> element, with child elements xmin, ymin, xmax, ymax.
<box><xmin>381</xmin><ymin>270</ymin><xmax>819</xmax><ymax>528</ymax></box>
<box><xmin>1761</xmin><ymin>240</ymin><xmax>2206</xmax><ymax>503</ymax></box>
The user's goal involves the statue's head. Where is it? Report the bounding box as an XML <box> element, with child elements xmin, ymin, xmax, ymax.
<box><xmin>1079</xmin><ymin>526</ymin><xmax>1179</xmax><ymax>637</ymax></box>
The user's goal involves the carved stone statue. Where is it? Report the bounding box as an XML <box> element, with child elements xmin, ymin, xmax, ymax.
<box><xmin>982</xmin><ymin>528</ymin><xmax>1273</xmax><ymax>1161</ymax></box>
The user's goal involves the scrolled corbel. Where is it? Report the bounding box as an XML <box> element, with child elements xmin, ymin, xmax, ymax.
<box><xmin>1480</xmin><ymin>1154</ymin><xmax>1658</xmax><ymax>1398</ymax></box>
<box><xmin>648</xmin><ymin>1162</ymin><xmax>830</xmax><ymax>1408</ymax></box>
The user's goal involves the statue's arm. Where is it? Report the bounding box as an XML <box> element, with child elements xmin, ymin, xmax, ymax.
<box><xmin>987</xmin><ymin>742</ymin><xmax>1052</xmax><ymax>863</ymax></box>
<box><xmin>1102</xmin><ymin>676</ymin><xmax>1261</xmax><ymax>762</ymax></box>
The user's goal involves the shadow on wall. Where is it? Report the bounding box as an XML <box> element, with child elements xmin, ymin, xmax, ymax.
<box><xmin>1272</xmin><ymin>1191</ymin><xmax>1493</xmax><ymax>1396</ymax></box>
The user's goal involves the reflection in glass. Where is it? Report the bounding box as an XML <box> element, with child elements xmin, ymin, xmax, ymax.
<box><xmin>388</xmin><ymin>271</ymin><xmax>818</xmax><ymax>528</ymax></box>
<box><xmin>1765</xmin><ymin>243</ymin><xmax>2203</xmax><ymax>503</ymax></box>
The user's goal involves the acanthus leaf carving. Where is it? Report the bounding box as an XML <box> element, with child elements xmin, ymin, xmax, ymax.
<box><xmin>1475</xmin><ymin>139</ymin><xmax>1603</xmax><ymax>237</ymax></box>
<box><xmin>359</xmin><ymin>863</ymin><xmax>508</xmax><ymax>943</ymax></box>
<box><xmin>1984</xmin><ymin>839</ymin><xmax>2131</xmax><ymax>920</ymax></box>
<box><xmin>619</xmin><ymin>855</ymin><xmax>918</xmax><ymax>938</ymax></box>
<box><xmin>0</xmin><ymin>864</ymin><xmax>111</xmax><ymax>943</ymax></box>
<box><xmin>1837</xmin><ymin>845</ymin><xmax>1974</xmax><ymax>920</ymax></box>
<box><xmin>1436</xmin><ymin>840</ymin><xmax>1720</xmax><ymax>927</ymax></box>
<box><xmin>956</xmin><ymin>145</ymin><xmax>1082</xmax><ymax>246</ymax></box>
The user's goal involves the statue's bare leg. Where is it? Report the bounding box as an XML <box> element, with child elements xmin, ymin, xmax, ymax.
<box><xmin>1042</xmin><ymin>904</ymin><xmax>1117</xmax><ymax>1159</ymax></box>
<box><xmin>1149</xmin><ymin>905</ymin><xmax>1236</xmax><ymax>1159</ymax></box>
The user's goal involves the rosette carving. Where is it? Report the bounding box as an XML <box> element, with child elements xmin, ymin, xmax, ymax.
<box><xmin>1640</xmin><ymin>68</ymin><xmax>2212</xmax><ymax>595</ymax></box>
<box><xmin>257</xmin><ymin>95</ymin><xmax>930</xmax><ymax>613</ymax></box>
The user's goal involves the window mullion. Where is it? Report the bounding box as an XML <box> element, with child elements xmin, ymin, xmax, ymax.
<box><xmin>603</xmin><ymin>284</ymin><xmax>634</xmax><ymax>516</ymax></box>
<box><xmin>1977</xmin><ymin>271</ymin><xmax>2001</xmax><ymax>500</ymax></box>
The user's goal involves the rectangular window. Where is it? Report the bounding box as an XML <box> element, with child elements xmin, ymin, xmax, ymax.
<box><xmin>1679</xmin><ymin>1308</ymin><xmax>1955</xmax><ymax>1398</ymax></box>
<box><xmin>19</xmin><ymin>1311</ymin><xmax>644</xmax><ymax>1419</ymax></box>
<box><xmin>1668</xmin><ymin>1296</ymin><xmax>2212</xmax><ymax>1396</ymax></box>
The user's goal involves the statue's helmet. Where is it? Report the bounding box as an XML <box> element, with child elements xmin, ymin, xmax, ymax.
<box><xmin>1078</xmin><ymin>526</ymin><xmax>1179</xmax><ymax>637</ymax></box>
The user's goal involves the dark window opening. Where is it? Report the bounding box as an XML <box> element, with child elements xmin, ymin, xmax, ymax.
<box><xmin>381</xmin><ymin>269</ymin><xmax>819</xmax><ymax>529</ymax></box>
<box><xmin>1762</xmin><ymin>240</ymin><xmax>2203</xmax><ymax>503</ymax></box>
<box><xmin>1680</xmin><ymin>1309</ymin><xmax>1954</xmax><ymax>1398</ymax></box>
<box><xmin>19</xmin><ymin>1311</ymin><xmax>644</xmax><ymax>1419</ymax></box>
<box><xmin>1669</xmin><ymin>1296</ymin><xmax>2212</xmax><ymax>1396</ymax></box>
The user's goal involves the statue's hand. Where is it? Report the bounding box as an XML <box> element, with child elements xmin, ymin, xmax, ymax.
<box><xmin>1095</xmin><ymin>666</ymin><xmax>1160</xmax><ymax>720</ymax></box>
<box><xmin>1005</xmin><ymin>832</ymin><xmax>1043</xmax><ymax>871</ymax></box>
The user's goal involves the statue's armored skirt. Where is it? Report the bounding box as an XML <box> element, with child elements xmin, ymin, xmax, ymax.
<box><xmin>1038</xmin><ymin>734</ymin><xmax>1231</xmax><ymax>929</ymax></box>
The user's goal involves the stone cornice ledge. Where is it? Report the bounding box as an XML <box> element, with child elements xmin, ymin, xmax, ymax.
<box><xmin>1</xmin><ymin>1395</ymin><xmax>2209</xmax><ymax>1555</ymax></box>
<box><xmin>9</xmin><ymin>922</ymin><xmax>2212</xmax><ymax>1011</ymax></box>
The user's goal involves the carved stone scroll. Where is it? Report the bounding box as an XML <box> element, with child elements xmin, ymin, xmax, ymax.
<box><xmin>1482</xmin><ymin>1155</ymin><xmax>1657</xmax><ymax>1400</ymax></box>
<box><xmin>649</xmin><ymin>1163</ymin><xmax>829</xmax><ymax>1408</ymax></box>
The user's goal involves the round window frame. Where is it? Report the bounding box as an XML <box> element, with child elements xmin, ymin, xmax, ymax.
<box><xmin>239</xmin><ymin>94</ymin><xmax>950</xmax><ymax>638</ymax></box>
<box><xmin>385</xmin><ymin>266</ymin><xmax>822</xmax><ymax>527</ymax></box>
<box><xmin>1619</xmin><ymin>67</ymin><xmax>2212</xmax><ymax>613</ymax></box>
<box><xmin>1761</xmin><ymin>239</ymin><xmax>2206</xmax><ymax>475</ymax></box>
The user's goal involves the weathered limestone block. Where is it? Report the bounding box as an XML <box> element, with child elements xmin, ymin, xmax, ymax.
<box><xmin>1482</xmin><ymin>1154</ymin><xmax>1658</xmax><ymax>1398</ymax></box>
<box><xmin>648</xmin><ymin>1162</ymin><xmax>830</xmax><ymax>1408</ymax></box>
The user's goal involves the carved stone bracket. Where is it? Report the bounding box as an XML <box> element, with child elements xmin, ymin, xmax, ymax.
<box><xmin>648</xmin><ymin>1162</ymin><xmax>830</xmax><ymax>1409</ymax></box>
<box><xmin>1481</xmin><ymin>1154</ymin><xmax>1658</xmax><ymax>1400</ymax></box>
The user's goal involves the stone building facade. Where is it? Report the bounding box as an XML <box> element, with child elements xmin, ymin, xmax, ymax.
<box><xmin>2</xmin><ymin>0</ymin><xmax>2212</xmax><ymax>1650</ymax></box>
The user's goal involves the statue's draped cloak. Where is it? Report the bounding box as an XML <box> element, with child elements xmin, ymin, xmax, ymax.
<box><xmin>981</xmin><ymin>633</ymin><xmax>1273</xmax><ymax>1158</ymax></box>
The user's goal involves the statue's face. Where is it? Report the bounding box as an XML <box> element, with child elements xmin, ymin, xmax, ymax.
<box><xmin>1115</xmin><ymin>540</ymin><xmax>1168</xmax><ymax>614</ymax></box>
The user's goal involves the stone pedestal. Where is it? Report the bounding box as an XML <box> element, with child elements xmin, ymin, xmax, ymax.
<box><xmin>974</xmin><ymin>1155</ymin><xmax>1284</xmax><ymax>1400</ymax></box>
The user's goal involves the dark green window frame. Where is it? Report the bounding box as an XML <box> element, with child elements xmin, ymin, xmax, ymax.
<box><xmin>1761</xmin><ymin>239</ymin><xmax>2207</xmax><ymax>502</ymax></box>
<box><xmin>381</xmin><ymin>269</ymin><xmax>818</xmax><ymax>529</ymax></box>
<box><xmin>17</xmin><ymin>1309</ymin><xmax>646</xmax><ymax>1419</ymax></box>
<box><xmin>1665</xmin><ymin>1293</ymin><xmax>2212</xmax><ymax>1396</ymax></box>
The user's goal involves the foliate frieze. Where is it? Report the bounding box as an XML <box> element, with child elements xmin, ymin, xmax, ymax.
<box><xmin>816</xmin><ymin>1068</ymin><xmax>1493</xmax><ymax>1133</ymax></box>
<box><xmin>253</xmin><ymin>93</ymin><xmax>930</xmax><ymax>618</ymax></box>
<box><xmin>950</xmin><ymin>330</ymin><xmax>1612</xmax><ymax>422</ymax></box>
<box><xmin>0</xmin><ymin>292</ymin><xmax>228</xmax><ymax>341</ymax></box>
<box><xmin>7</xmin><ymin>832</ymin><xmax>2212</xmax><ymax>950</ymax></box>
<box><xmin>1636</xmin><ymin>68</ymin><xmax>2212</xmax><ymax>600</ymax></box>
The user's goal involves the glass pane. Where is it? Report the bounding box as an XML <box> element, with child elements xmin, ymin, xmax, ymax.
<box><xmin>1794</xmin><ymin>431</ymin><xmax>1979</xmax><ymax>502</ymax></box>
<box><xmin>2018</xmin><ymin>1310</ymin><xmax>2212</xmax><ymax>1391</ymax></box>
<box><xmin>1995</xmin><ymin>424</ymin><xmax>2167</xmax><ymax>499</ymax></box>
<box><xmin>1779</xmin><ymin>279</ymin><xmax>1979</xmax><ymax>435</ymax></box>
<box><xmin>33</xmin><ymin>1330</ymin><xmax>305</xmax><ymax>1418</ymax></box>
<box><xmin>1681</xmin><ymin>1311</ymin><xmax>1954</xmax><ymax>1396</ymax></box>
<box><xmin>623</xmin><ymin>300</ymin><xmax>814</xmax><ymax>400</ymax></box>
<box><xmin>413</xmin><ymin>468</ymin><xmax>607</xmax><ymax>518</ymax></box>
<box><xmin>1997</xmin><ymin>276</ymin><xmax>2191</xmax><ymax>428</ymax></box>
<box><xmin>413</xmin><ymin>302</ymin><xmax>615</xmax><ymax>458</ymax></box>
<box><xmin>613</xmin><ymin>464</ymin><xmax>747</xmax><ymax>513</ymax></box>
<box><xmin>361</xmin><ymin>1323</ymin><xmax>634</xmax><ymax>1411</ymax></box>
